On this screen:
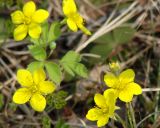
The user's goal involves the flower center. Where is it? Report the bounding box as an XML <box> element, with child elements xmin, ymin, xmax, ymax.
<box><xmin>29</xmin><ymin>84</ymin><xmax>38</xmax><ymax>93</ymax></box>
<box><xmin>24</xmin><ymin>16</ymin><xmax>31</xmax><ymax>25</ymax></box>
<box><xmin>102</xmin><ymin>107</ymin><xmax>109</xmax><ymax>115</ymax></box>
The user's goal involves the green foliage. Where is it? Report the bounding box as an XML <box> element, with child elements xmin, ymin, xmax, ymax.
<box><xmin>0</xmin><ymin>94</ymin><xmax>4</xmax><ymax>110</ymax></box>
<box><xmin>28</xmin><ymin>45</ymin><xmax>47</xmax><ymax>61</ymax></box>
<box><xmin>45</xmin><ymin>62</ymin><xmax>62</xmax><ymax>85</ymax></box>
<box><xmin>27</xmin><ymin>61</ymin><xmax>44</xmax><ymax>73</ymax></box>
<box><xmin>48</xmin><ymin>22</ymin><xmax>61</xmax><ymax>43</ymax></box>
<box><xmin>60</xmin><ymin>51</ymin><xmax>88</xmax><ymax>78</ymax></box>
<box><xmin>47</xmin><ymin>91</ymin><xmax>68</xmax><ymax>110</ymax></box>
<box><xmin>90</xmin><ymin>26</ymin><xmax>136</xmax><ymax>59</ymax></box>
<box><xmin>55</xmin><ymin>119</ymin><xmax>70</xmax><ymax>128</ymax></box>
<box><xmin>8</xmin><ymin>102</ymin><xmax>17</xmax><ymax>111</ymax></box>
<box><xmin>42</xmin><ymin>116</ymin><xmax>51</xmax><ymax>128</ymax></box>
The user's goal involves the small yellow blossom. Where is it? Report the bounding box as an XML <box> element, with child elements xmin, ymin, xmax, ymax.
<box><xmin>104</xmin><ymin>69</ymin><xmax>142</xmax><ymax>102</ymax></box>
<box><xmin>13</xmin><ymin>69</ymin><xmax>56</xmax><ymax>112</ymax></box>
<box><xmin>109</xmin><ymin>61</ymin><xmax>120</xmax><ymax>71</ymax></box>
<box><xmin>86</xmin><ymin>90</ymin><xmax>117</xmax><ymax>127</ymax></box>
<box><xmin>11</xmin><ymin>1</ymin><xmax>49</xmax><ymax>41</ymax></box>
<box><xmin>62</xmin><ymin>0</ymin><xmax>91</xmax><ymax>35</ymax></box>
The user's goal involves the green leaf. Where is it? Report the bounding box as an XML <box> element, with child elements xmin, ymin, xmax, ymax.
<box><xmin>74</xmin><ymin>63</ymin><xmax>88</xmax><ymax>78</ymax></box>
<box><xmin>42</xmin><ymin>22</ymin><xmax>49</xmax><ymax>43</ymax></box>
<box><xmin>29</xmin><ymin>45</ymin><xmax>47</xmax><ymax>61</ymax></box>
<box><xmin>113</xmin><ymin>26</ymin><xmax>136</xmax><ymax>43</ymax></box>
<box><xmin>42</xmin><ymin>116</ymin><xmax>51</xmax><ymax>128</ymax></box>
<box><xmin>48</xmin><ymin>22</ymin><xmax>61</xmax><ymax>43</ymax></box>
<box><xmin>55</xmin><ymin>119</ymin><xmax>70</xmax><ymax>128</ymax></box>
<box><xmin>60</xmin><ymin>51</ymin><xmax>88</xmax><ymax>77</ymax></box>
<box><xmin>61</xmin><ymin>51</ymin><xmax>81</xmax><ymax>63</ymax></box>
<box><xmin>0</xmin><ymin>94</ymin><xmax>4</xmax><ymax>110</ymax></box>
<box><xmin>27</xmin><ymin>61</ymin><xmax>44</xmax><ymax>73</ymax></box>
<box><xmin>61</xmin><ymin>62</ymin><xmax>75</xmax><ymax>77</ymax></box>
<box><xmin>45</xmin><ymin>62</ymin><xmax>62</xmax><ymax>84</ymax></box>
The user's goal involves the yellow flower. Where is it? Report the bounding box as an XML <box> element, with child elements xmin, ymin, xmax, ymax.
<box><xmin>104</xmin><ymin>69</ymin><xmax>142</xmax><ymax>102</ymax></box>
<box><xmin>11</xmin><ymin>1</ymin><xmax>49</xmax><ymax>41</ymax></box>
<box><xmin>13</xmin><ymin>69</ymin><xmax>56</xmax><ymax>112</ymax></box>
<box><xmin>62</xmin><ymin>0</ymin><xmax>91</xmax><ymax>35</ymax></box>
<box><xmin>86</xmin><ymin>90</ymin><xmax>117</xmax><ymax>127</ymax></box>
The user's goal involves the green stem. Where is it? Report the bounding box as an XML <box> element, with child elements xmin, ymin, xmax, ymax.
<box><xmin>115</xmin><ymin>113</ymin><xmax>127</xmax><ymax>128</ymax></box>
<box><xmin>126</xmin><ymin>103</ymin><xmax>137</xmax><ymax>128</ymax></box>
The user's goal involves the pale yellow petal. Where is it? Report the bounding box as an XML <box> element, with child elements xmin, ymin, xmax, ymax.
<box><xmin>94</xmin><ymin>93</ymin><xmax>107</xmax><ymax>108</ymax></box>
<box><xmin>14</xmin><ymin>24</ymin><xmax>28</xmax><ymax>41</ymax></box>
<box><xmin>104</xmin><ymin>73</ymin><xmax>117</xmax><ymax>88</ymax></box>
<box><xmin>17</xmin><ymin>69</ymin><xmax>33</xmax><ymax>87</ymax></box>
<box><xmin>30</xmin><ymin>93</ymin><xmax>46</xmax><ymax>112</ymax></box>
<box><xmin>13</xmin><ymin>88</ymin><xmax>31</xmax><ymax>104</ymax></box>
<box><xmin>28</xmin><ymin>23</ymin><xmax>41</xmax><ymax>39</ymax></box>
<box><xmin>67</xmin><ymin>18</ymin><xmax>78</xmax><ymax>32</ymax></box>
<box><xmin>32</xmin><ymin>9</ymin><xmax>49</xmax><ymax>23</ymax></box>
<box><xmin>127</xmin><ymin>82</ymin><xmax>142</xmax><ymax>95</ymax></box>
<box><xmin>11</xmin><ymin>10</ymin><xmax>24</xmax><ymax>24</ymax></box>
<box><xmin>97</xmin><ymin>116</ymin><xmax>109</xmax><ymax>127</ymax></box>
<box><xmin>63</xmin><ymin>0</ymin><xmax>77</xmax><ymax>16</ymax></box>
<box><xmin>39</xmin><ymin>81</ymin><xmax>56</xmax><ymax>94</ymax></box>
<box><xmin>23</xmin><ymin>1</ymin><xmax>36</xmax><ymax>17</ymax></box>
<box><xmin>33</xmin><ymin>68</ymin><xmax>46</xmax><ymax>85</ymax></box>
<box><xmin>86</xmin><ymin>107</ymin><xmax>102</xmax><ymax>121</ymax></box>
<box><xmin>119</xmin><ymin>69</ymin><xmax>135</xmax><ymax>84</ymax></box>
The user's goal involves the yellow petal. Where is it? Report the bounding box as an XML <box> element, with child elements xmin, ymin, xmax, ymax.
<box><xmin>103</xmin><ymin>89</ymin><xmax>116</xmax><ymax>116</ymax></box>
<box><xmin>104</xmin><ymin>89</ymin><xmax>117</xmax><ymax>104</ymax></box>
<box><xmin>23</xmin><ymin>1</ymin><xmax>36</xmax><ymax>17</ymax></box>
<box><xmin>97</xmin><ymin>116</ymin><xmax>109</xmax><ymax>127</ymax></box>
<box><xmin>28</xmin><ymin>23</ymin><xmax>41</xmax><ymax>39</ymax></box>
<box><xmin>11</xmin><ymin>11</ymin><xmax>24</xmax><ymax>24</ymax></box>
<box><xmin>17</xmin><ymin>69</ymin><xmax>33</xmax><ymax>87</ymax></box>
<box><xmin>13</xmin><ymin>88</ymin><xmax>31</xmax><ymax>104</ymax></box>
<box><xmin>67</xmin><ymin>18</ymin><xmax>78</xmax><ymax>32</ymax></box>
<box><xmin>126</xmin><ymin>82</ymin><xmax>142</xmax><ymax>95</ymax></box>
<box><xmin>94</xmin><ymin>93</ymin><xmax>107</xmax><ymax>108</ymax></box>
<box><xmin>119</xmin><ymin>69</ymin><xmax>135</xmax><ymax>84</ymax></box>
<box><xmin>30</xmin><ymin>93</ymin><xmax>46</xmax><ymax>112</ymax></box>
<box><xmin>104</xmin><ymin>73</ymin><xmax>117</xmax><ymax>88</ymax></box>
<box><xmin>78</xmin><ymin>24</ymin><xmax>91</xmax><ymax>35</ymax></box>
<box><xmin>39</xmin><ymin>81</ymin><xmax>56</xmax><ymax>94</ymax></box>
<box><xmin>63</xmin><ymin>0</ymin><xmax>77</xmax><ymax>16</ymax></box>
<box><xmin>33</xmin><ymin>68</ymin><xmax>46</xmax><ymax>85</ymax></box>
<box><xmin>86</xmin><ymin>107</ymin><xmax>102</xmax><ymax>121</ymax></box>
<box><xmin>119</xmin><ymin>89</ymin><xmax>133</xmax><ymax>102</ymax></box>
<box><xmin>14</xmin><ymin>24</ymin><xmax>28</xmax><ymax>41</ymax></box>
<box><xmin>32</xmin><ymin>9</ymin><xmax>49</xmax><ymax>23</ymax></box>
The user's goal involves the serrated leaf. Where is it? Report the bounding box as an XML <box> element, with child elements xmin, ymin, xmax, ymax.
<box><xmin>45</xmin><ymin>62</ymin><xmax>62</xmax><ymax>84</ymax></box>
<box><xmin>27</xmin><ymin>61</ymin><xmax>44</xmax><ymax>73</ymax></box>
<box><xmin>42</xmin><ymin>22</ymin><xmax>49</xmax><ymax>43</ymax></box>
<box><xmin>61</xmin><ymin>62</ymin><xmax>75</xmax><ymax>76</ymax></box>
<box><xmin>29</xmin><ymin>45</ymin><xmax>47</xmax><ymax>61</ymax></box>
<box><xmin>74</xmin><ymin>63</ymin><xmax>88</xmax><ymax>78</ymax></box>
<box><xmin>61</xmin><ymin>51</ymin><xmax>81</xmax><ymax>63</ymax></box>
<box><xmin>48</xmin><ymin>22</ymin><xmax>61</xmax><ymax>43</ymax></box>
